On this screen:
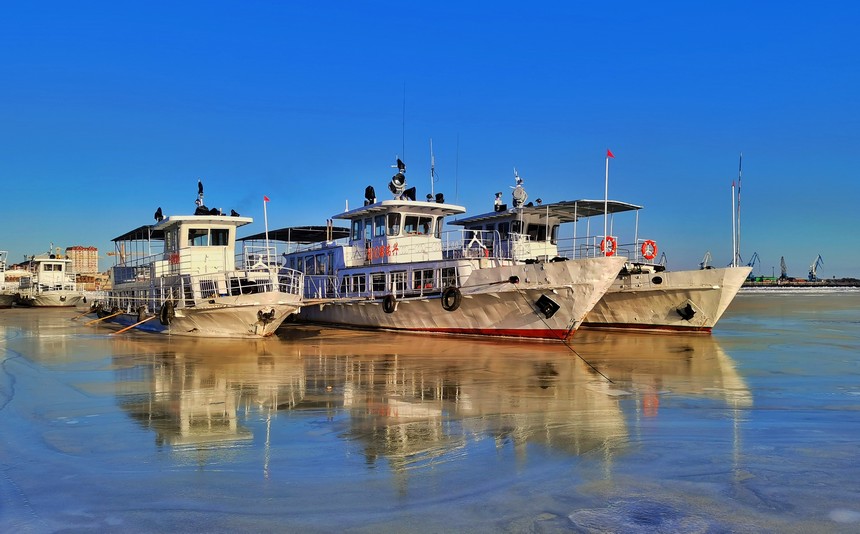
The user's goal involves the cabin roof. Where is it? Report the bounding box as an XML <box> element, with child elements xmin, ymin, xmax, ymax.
<box><xmin>241</xmin><ymin>225</ymin><xmax>351</xmax><ymax>244</ymax></box>
<box><xmin>331</xmin><ymin>199</ymin><xmax>466</xmax><ymax>220</ymax></box>
<box><xmin>111</xmin><ymin>225</ymin><xmax>164</xmax><ymax>242</ymax></box>
<box><xmin>111</xmin><ymin>214</ymin><xmax>253</xmax><ymax>242</ymax></box>
<box><xmin>452</xmin><ymin>199</ymin><xmax>642</xmax><ymax>226</ymax></box>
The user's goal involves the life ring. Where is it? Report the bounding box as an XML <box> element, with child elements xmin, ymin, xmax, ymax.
<box><xmin>641</xmin><ymin>240</ymin><xmax>658</xmax><ymax>260</ymax></box>
<box><xmin>441</xmin><ymin>286</ymin><xmax>461</xmax><ymax>312</ymax></box>
<box><xmin>159</xmin><ymin>301</ymin><xmax>175</xmax><ymax>326</ymax></box>
<box><xmin>382</xmin><ymin>294</ymin><xmax>396</xmax><ymax>314</ymax></box>
<box><xmin>600</xmin><ymin>236</ymin><xmax>617</xmax><ymax>256</ymax></box>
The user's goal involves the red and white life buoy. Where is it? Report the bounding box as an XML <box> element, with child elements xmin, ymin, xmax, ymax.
<box><xmin>600</xmin><ymin>236</ymin><xmax>617</xmax><ymax>256</ymax></box>
<box><xmin>641</xmin><ymin>240</ymin><xmax>658</xmax><ymax>260</ymax></box>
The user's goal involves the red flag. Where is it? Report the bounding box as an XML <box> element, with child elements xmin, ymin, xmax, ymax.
<box><xmin>263</xmin><ymin>195</ymin><xmax>270</xmax><ymax>202</ymax></box>
<box><xmin>606</xmin><ymin>149</ymin><xmax>615</xmax><ymax>159</ymax></box>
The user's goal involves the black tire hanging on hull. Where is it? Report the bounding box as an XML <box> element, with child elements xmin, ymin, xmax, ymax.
<box><xmin>382</xmin><ymin>294</ymin><xmax>396</xmax><ymax>314</ymax></box>
<box><xmin>441</xmin><ymin>286</ymin><xmax>461</xmax><ymax>312</ymax></box>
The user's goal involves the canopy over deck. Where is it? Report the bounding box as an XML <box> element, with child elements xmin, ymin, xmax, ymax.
<box><xmin>332</xmin><ymin>199</ymin><xmax>466</xmax><ymax>221</ymax></box>
<box><xmin>453</xmin><ymin>199</ymin><xmax>642</xmax><ymax>226</ymax></box>
<box><xmin>111</xmin><ymin>225</ymin><xmax>165</xmax><ymax>243</ymax></box>
<box><xmin>241</xmin><ymin>225</ymin><xmax>350</xmax><ymax>245</ymax></box>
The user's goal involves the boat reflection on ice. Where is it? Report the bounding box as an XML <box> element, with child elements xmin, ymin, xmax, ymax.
<box><xmin>113</xmin><ymin>338</ymin><xmax>305</xmax><ymax>449</ymax></box>
<box><xmin>111</xmin><ymin>327</ymin><xmax>750</xmax><ymax>469</ymax></box>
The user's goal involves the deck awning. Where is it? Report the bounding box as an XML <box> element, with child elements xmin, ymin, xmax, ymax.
<box><xmin>111</xmin><ymin>225</ymin><xmax>165</xmax><ymax>242</ymax></box>
<box><xmin>452</xmin><ymin>199</ymin><xmax>642</xmax><ymax>226</ymax></box>
<box><xmin>241</xmin><ymin>225</ymin><xmax>350</xmax><ymax>244</ymax></box>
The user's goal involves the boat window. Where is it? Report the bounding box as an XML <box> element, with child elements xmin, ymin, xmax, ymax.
<box><xmin>413</xmin><ymin>269</ymin><xmax>434</xmax><ymax>290</ymax></box>
<box><xmin>315</xmin><ymin>254</ymin><xmax>328</xmax><ymax>276</ymax></box>
<box><xmin>364</xmin><ymin>218</ymin><xmax>373</xmax><ymax>241</ymax></box>
<box><xmin>351</xmin><ymin>220</ymin><xmax>362</xmax><ymax>241</ymax></box>
<box><xmin>511</xmin><ymin>220</ymin><xmax>523</xmax><ymax>234</ymax></box>
<box><xmin>351</xmin><ymin>274</ymin><xmax>366</xmax><ymax>294</ymax></box>
<box><xmin>304</xmin><ymin>256</ymin><xmax>315</xmax><ymax>275</ymax></box>
<box><xmin>374</xmin><ymin>215</ymin><xmax>386</xmax><ymax>237</ymax></box>
<box><xmin>189</xmin><ymin>228</ymin><xmax>209</xmax><ymax>246</ymax></box>
<box><xmin>387</xmin><ymin>213</ymin><xmax>401</xmax><ymax>236</ymax></box>
<box><xmin>434</xmin><ymin>216</ymin><xmax>442</xmax><ymax>238</ymax></box>
<box><xmin>550</xmin><ymin>224</ymin><xmax>559</xmax><ymax>245</ymax></box>
<box><xmin>498</xmin><ymin>222</ymin><xmax>510</xmax><ymax>239</ymax></box>
<box><xmin>391</xmin><ymin>271</ymin><xmax>407</xmax><ymax>293</ymax></box>
<box><xmin>211</xmin><ymin>229</ymin><xmax>229</xmax><ymax>246</ymax></box>
<box><xmin>404</xmin><ymin>215</ymin><xmax>433</xmax><ymax>235</ymax></box>
<box><xmin>441</xmin><ymin>267</ymin><xmax>457</xmax><ymax>288</ymax></box>
<box><xmin>526</xmin><ymin>224</ymin><xmax>547</xmax><ymax>242</ymax></box>
<box><xmin>371</xmin><ymin>272</ymin><xmax>385</xmax><ymax>292</ymax></box>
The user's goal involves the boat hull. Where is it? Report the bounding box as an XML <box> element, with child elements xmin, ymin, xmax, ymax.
<box><xmin>0</xmin><ymin>293</ymin><xmax>16</xmax><ymax>308</ymax></box>
<box><xmin>582</xmin><ymin>266</ymin><xmax>751</xmax><ymax>333</ymax></box>
<box><xmin>295</xmin><ymin>256</ymin><xmax>627</xmax><ymax>340</ymax></box>
<box><xmin>15</xmin><ymin>291</ymin><xmax>84</xmax><ymax>308</ymax></box>
<box><xmin>98</xmin><ymin>291</ymin><xmax>301</xmax><ymax>338</ymax></box>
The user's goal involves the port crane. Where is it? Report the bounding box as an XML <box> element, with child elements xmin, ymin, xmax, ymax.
<box><xmin>808</xmin><ymin>255</ymin><xmax>823</xmax><ymax>281</ymax></box>
<box><xmin>779</xmin><ymin>256</ymin><xmax>788</xmax><ymax>280</ymax></box>
<box><xmin>746</xmin><ymin>252</ymin><xmax>760</xmax><ymax>279</ymax></box>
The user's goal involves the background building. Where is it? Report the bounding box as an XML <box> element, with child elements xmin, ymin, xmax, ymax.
<box><xmin>65</xmin><ymin>245</ymin><xmax>99</xmax><ymax>275</ymax></box>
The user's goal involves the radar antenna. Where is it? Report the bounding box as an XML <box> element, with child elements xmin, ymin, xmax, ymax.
<box><xmin>511</xmin><ymin>168</ymin><xmax>527</xmax><ymax>208</ymax></box>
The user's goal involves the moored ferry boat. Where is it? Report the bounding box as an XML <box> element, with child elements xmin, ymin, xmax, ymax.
<box><xmin>453</xmin><ymin>187</ymin><xmax>750</xmax><ymax>333</ymax></box>
<box><xmin>14</xmin><ymin>248</ymin><xmax>84</xmax><ymax>307</ymax></box>
<box><xmin>94</xmin><ymin>185</ymin><xmax>304</xmax><ymax>337</ymax></box>
<box><xmin>257</xmin><ymin>160</ymin><xmax>626</xmax><ymax>340</ymax></box>
<box><xmin>0</xmin><ymin>251</ymin><xmax>18</xmax><ymax>308</ymax></box>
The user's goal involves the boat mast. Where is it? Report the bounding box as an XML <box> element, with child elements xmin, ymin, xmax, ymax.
<box><xmin>429</xmin><ymin>138</ymin><xmax>436</xmax><ymax>197</ymax></box>
<box><xmin>736</xmin><ymin>153</ymin><xmax>743</xmax><ymax>267</ymax></box>
<box><xmin>731</xmin><ymin>181</ymin><xmax>737</xmax><ymax>268</ymax></box>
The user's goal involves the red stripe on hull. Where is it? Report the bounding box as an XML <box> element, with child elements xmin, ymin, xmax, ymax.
<box><xmin>581</xmin><ymin>322</ymin><xmax>713</xmax><ymax>334</ymax></box>
<box><xmin>296</xmin><ymin>321</ymin><xmax>575</xmax><ymax>341</ymax></box>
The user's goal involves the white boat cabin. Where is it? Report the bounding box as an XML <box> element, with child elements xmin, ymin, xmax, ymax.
<box><xmin>453</xmin><ymin>199</ymin><xmax>645</xmax><ymax>262</ymax></box>
<box><xmin>110</xmin><ymin>214</ymin><xmax>256</xmax><ymax>281</ymax></box>
<box><xmin>19</xmin><ymin>253</ymin><xmax>77</xmax><ymax>292</ymax></box>
<box><xmin>269</xmin><ymin>198</ymin><xmax>496</xmax><ymax>300</ymax></box>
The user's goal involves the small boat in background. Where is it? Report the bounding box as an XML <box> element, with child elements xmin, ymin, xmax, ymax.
<box><xmin>93</xmin><ymin>182</ymin><xmax>304</xmax><ymax>337</ymax></box>
<box><xmin>0</xmin><ymin>251</ymin><xmax>19</xmax><ymax>308</ymax></box>
<box><xmin>453</xmin><ymin>178</ymin><xmax>750</xmax><ymax>333</ymax></box>
<box><xmin>14</xmin><ymin>248</ymin><xmax>85</xmax><ymax>307</ymax></box>
<box><xmin>250</xmin><ymin>160</ymin><xmax>626</xmax><ymax>340</ymax></box>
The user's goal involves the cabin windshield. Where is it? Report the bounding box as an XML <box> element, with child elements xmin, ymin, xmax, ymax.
<box><xmin>188</xmin><ymin>228</ymin><xmax>230</xmax><ymax>247</ymax></box>
<box><xmin>387</xmin><ymin>213</ymin><xmax>401</xmax><ymax>236</ymax></box>
<box><xmin>374</xmin><ymin>215</ymin><xmax>386</xmax><ymax>237</ymax></box>
<box><xmin>363</xmin><ymin>218</ymin><xmax>373</xmax><ymax>241</ymax></box>
<box><xmin>525</xmin><ymin>223</ymin><xmax>559</xmax><ymax>244</ymax></box>
<box><xmin>404</xmin><ymin>215</ymin><xmax>433</xmax><ymax>235</ymax></box>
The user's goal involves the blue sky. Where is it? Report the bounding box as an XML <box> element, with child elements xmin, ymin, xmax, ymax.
<box><xmin>2</xmin><ymin>1</ymin><xmax>858</xmax><ymax>278</ymax></box>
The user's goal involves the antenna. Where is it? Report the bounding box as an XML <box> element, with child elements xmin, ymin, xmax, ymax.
<box><xmin>401</xmin><ymin>83</ymin><xmax>406</xmax><ymax>161</ymax></box>
<box><xmin>429</xmin><ymin>138</ymin><xmax>436</xmax><ymax>197</ymax></box>
<box><xmin>455</xmin><ymin>134</ymin><xmax>460</xmax><ymax>204</ymax></box>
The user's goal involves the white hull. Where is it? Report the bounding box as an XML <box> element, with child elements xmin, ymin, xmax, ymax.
<box><xmin>101</xmin><ymin>291</ymin><xmax>301</xmax><ymax>338</ymax></box>
<box><xmin>98</xmin><ymin>210</ymin><xmax>307</xmax><ymax>338</ymax></box>
<box><xmin>297</xmin><ymin>256</ymin><xmax>627</xmax><ymax>340</ymax></box>
<box><xmin>15</xmin><ymin>291</ymin><xmax>84</xmax><ymax>308</ymax></box>
<box><xmin>583</xmin><ymin>266</ymin><xmax>751</xmax><ymax>333</ymax></box>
